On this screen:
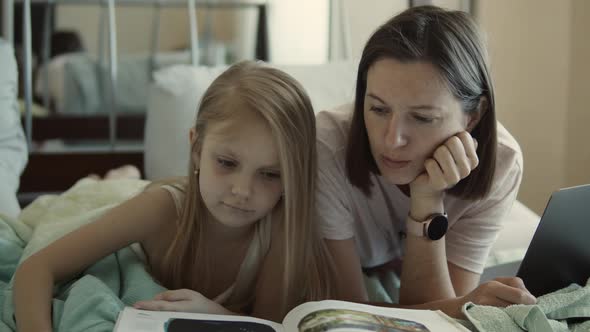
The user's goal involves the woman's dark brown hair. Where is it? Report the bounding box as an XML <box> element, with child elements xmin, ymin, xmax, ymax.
<box><xmin>346</xmin><ymin>5</ymin><xmax>496</xmax><ymax>200</ymax></box>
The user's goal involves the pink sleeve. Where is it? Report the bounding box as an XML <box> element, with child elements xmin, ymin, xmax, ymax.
<box><xmin>316</xmin><ymin>144</ymin><xmax>356</xmax><ymax>240</ymax></box>
<box><xmin>445</xmin><ymin>148</ymin><xmax>524</xmax><ymax>274</ymax></box>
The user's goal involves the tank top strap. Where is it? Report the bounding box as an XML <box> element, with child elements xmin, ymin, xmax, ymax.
<box><xmin>160</xmin><ymin>183</ymin><xmax>186</xmax><ymax>217</ymax></box>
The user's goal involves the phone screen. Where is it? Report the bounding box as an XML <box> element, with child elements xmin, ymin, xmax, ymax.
<box><xmin>165</xmin><ymin>318</ymin><xmax>277</xmax><ymax>332</ymax></box>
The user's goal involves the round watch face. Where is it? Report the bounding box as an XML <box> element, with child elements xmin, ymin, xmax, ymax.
<box><xmin>427</xmin><ymin>215</ymin><xmax>448</xmax><ymax>240</ymax></box>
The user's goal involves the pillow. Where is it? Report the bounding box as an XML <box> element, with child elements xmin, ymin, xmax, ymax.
<box><xmin>0</xmin><ymin>39</ymin><xmax>28</xmax><ymax>218</ymax></box>
<box><xmin>488</xmin><ymin>200</ymin><xmax>540</xmax><ymax>259</ymax></box>
<box><xmin>144</xmin><ymin>61</ymin><xmax>357</xmax><ymax>180</ymax></box>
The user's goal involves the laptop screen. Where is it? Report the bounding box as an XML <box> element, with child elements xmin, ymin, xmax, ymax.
<box><xmin>516</xmin><ymin>184</ymin><xmax>590</xmax><ymax>297</ymax></box>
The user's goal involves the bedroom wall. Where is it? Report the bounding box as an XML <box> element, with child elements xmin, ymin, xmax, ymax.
<box><xmin>477</xmin><ymin>0</ymin><xmax>572</xmax><ymax>214</ymax></box>
<box><xmin>56</xmin><ymin>5</ymin><xmax>234</xmax><ymax>55</ymax></box>
<box><xmin>478</xmin><ymin>0</ymin><xmax>590</xmax><ymax>214</ymax></box>
<box><xmin>340</xmin><ymin>0</ymin><xmax>407</xmax><ymax>60</ymax></box>
<box><xmin>566</xmin><ymin>0</ymin><xmax>590</xmax><ymax>188</ymax></box>
<box><xmin>266</xmin><ymin>0</ymin><xmax>329</xmax><ymax>64</ymax></box>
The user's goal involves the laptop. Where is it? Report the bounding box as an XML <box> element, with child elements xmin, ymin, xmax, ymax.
<box><xmin>480</xmin><ymin>184</ymin><xmax>590</xmax><ymax>295</ymax></box>
<box><xmin>514</xmin><ymin>184</ymin><xmax>590</xmax><ymax>297</ymax></box>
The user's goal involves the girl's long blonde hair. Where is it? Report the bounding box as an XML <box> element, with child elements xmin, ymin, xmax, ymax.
<box><xmin>152</xmin><ymin>61</ymin><xmax>333</xmax><ymax>316</ymax></box>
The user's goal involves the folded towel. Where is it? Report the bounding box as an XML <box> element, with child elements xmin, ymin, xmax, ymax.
<box><xmin>463</xmin><ymin>278</ymin><xmax>590</xmax><ymax>332</ymax></box>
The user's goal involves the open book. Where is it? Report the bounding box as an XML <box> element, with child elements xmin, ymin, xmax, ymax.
<box><xmin>114</xmin><ymin>300</ymin><xmax>470</xmax><ymax>332</ymax></box>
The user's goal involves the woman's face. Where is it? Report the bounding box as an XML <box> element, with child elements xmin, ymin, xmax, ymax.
<box><xmin>363</xmin><ymin>58</ymin><xmax>475</xmax><ymax>185</ymax></box>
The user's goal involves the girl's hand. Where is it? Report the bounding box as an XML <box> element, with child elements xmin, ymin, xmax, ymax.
<box><xmin>460</xmin><ymin>277</ymin><xmax>537</xmax><ymax>307</ymax></box>
<box><xmin>133</xmin><ymin>289</ymin><xmax>233</xmax><ymax>315</ymax></box>
<box><xmin>410</xmin><ymin>131</ymin><xmax>479</xmax><ymax>200</ymax></box>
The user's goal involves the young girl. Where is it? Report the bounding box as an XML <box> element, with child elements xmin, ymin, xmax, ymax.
<box><xmin>13</xmin><ymin>61</ymin><xmax>333</xmax><ymax>331</ymax></box>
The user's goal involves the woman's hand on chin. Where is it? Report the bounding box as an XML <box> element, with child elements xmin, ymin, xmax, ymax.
<box><xmin>410</xmin><ymin>131</ymin><xmax>479</xmax><ymax>199</ymax></box>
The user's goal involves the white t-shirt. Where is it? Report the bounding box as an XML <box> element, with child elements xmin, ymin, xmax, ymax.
<box><xmin>316</xmin><ymin>103</ymin><xmax>523</xmax><ymax>274</ymax></box>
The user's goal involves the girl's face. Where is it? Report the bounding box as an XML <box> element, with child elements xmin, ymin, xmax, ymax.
<box><xmin>194</xmin><ymin>109</ymin><xmax>283</xmax><ymax>229</ymax></box>
<box><xmin>363</xmin><ymin>58</ymin><xmax>476</xmax><ymax>185</ymax></box>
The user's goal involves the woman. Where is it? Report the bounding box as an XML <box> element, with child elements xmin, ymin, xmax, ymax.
<box><xmin>316</xmin><ymin>5</ymin><xmax>535</xmax><ymax>317</ymax></box>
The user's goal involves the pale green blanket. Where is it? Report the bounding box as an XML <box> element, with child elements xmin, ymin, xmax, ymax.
<box><xmin>361</xmin><ymin>251</ymin><xmax>590</xmax><ymax>332</ymax></box>
<box><xmin>463</xmin><ymin>279</ymin><xmax>590</xmax><ymax>332</ymax></box>
<box><xmin>2</xmin><ymin>178</ymin><xmax>588</xmax><ymax>332</ymax></box>
<box><xmin>0</xmin><ymin>178</ymin><xmax>166</xmax><ymax>332</ymax></box>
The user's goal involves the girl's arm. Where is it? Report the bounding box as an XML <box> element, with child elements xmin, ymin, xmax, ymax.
<box><xmin>13</xmin><ymin>187</ymin><xmax>177</xmax><ymax>332</ymax></box>
<box><xmin>134</xmin><ymin>199</ymin><xmax>286</xmax><ymax>319</ymax></box>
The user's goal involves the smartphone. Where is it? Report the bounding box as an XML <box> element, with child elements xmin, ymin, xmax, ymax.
<box><xmin>165</xmin><ymin>318</ymin><xmax>277</xmax><ymax>332</ymax></box>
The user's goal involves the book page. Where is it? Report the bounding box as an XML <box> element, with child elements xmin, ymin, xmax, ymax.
<box><xmin>282</xmin><ymin>300</ymin><xmax>470</xmax><ymax>332</ymax></box>
<box><xmin>114</xmin><ymin>307</ymin><xmax>283</xmax><ymax>332</ymax></box>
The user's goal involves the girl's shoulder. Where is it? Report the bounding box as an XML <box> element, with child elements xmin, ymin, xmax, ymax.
<box><xmin>144</xmin><ymin>177</ymin><xmax>188</xmax><ymax>218</ymax></box>
<box><xmin>144</xmin><ymin>176</ymin><xmax>188</xmax><ymax>192</ymax></box>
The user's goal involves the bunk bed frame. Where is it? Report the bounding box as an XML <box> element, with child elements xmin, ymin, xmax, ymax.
<box><xmin>4</xmin><ymin>0</ymin><xmax>268</xmax><ymax>195</ymax></box>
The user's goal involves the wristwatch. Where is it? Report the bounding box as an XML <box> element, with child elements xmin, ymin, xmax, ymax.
<box><xmin>406</xmin><ymin>213</ymin><xmax>448</xmax><ymax>240</ymax></box>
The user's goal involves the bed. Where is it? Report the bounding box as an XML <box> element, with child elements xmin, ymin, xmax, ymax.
<box><xmin>11</xmin><ymin>0</ymin><xmax>269</xmax><ymax>196</ymax></box>
<box><xmin>4</xmin><ymin>1</ymin><xmax>544</xmax><ymax>330</ymax></box>
<box><xmin>1</xmin><ymin>58</ymin><xmax>542</xmax><ymax>331</ymax></box>
<box><xmin>34</xmin><ymin>50</ymin><xmax>193</xmax><ymax>115</ymax></box>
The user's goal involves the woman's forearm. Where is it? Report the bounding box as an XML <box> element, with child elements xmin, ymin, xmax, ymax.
<box><xmin>399</xmin><ymin>235</ymin><xmax>455</xmax><ymax>303</ymax></box>
<box><xmin>13</xmin><ymin>260</ymin><xmax>55</xmax><ymax>332</ymax></box>
<box><xmin>400</xmin><ymin>194</ymin><xmax>455</xmax><ymax>304</ymax></box>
